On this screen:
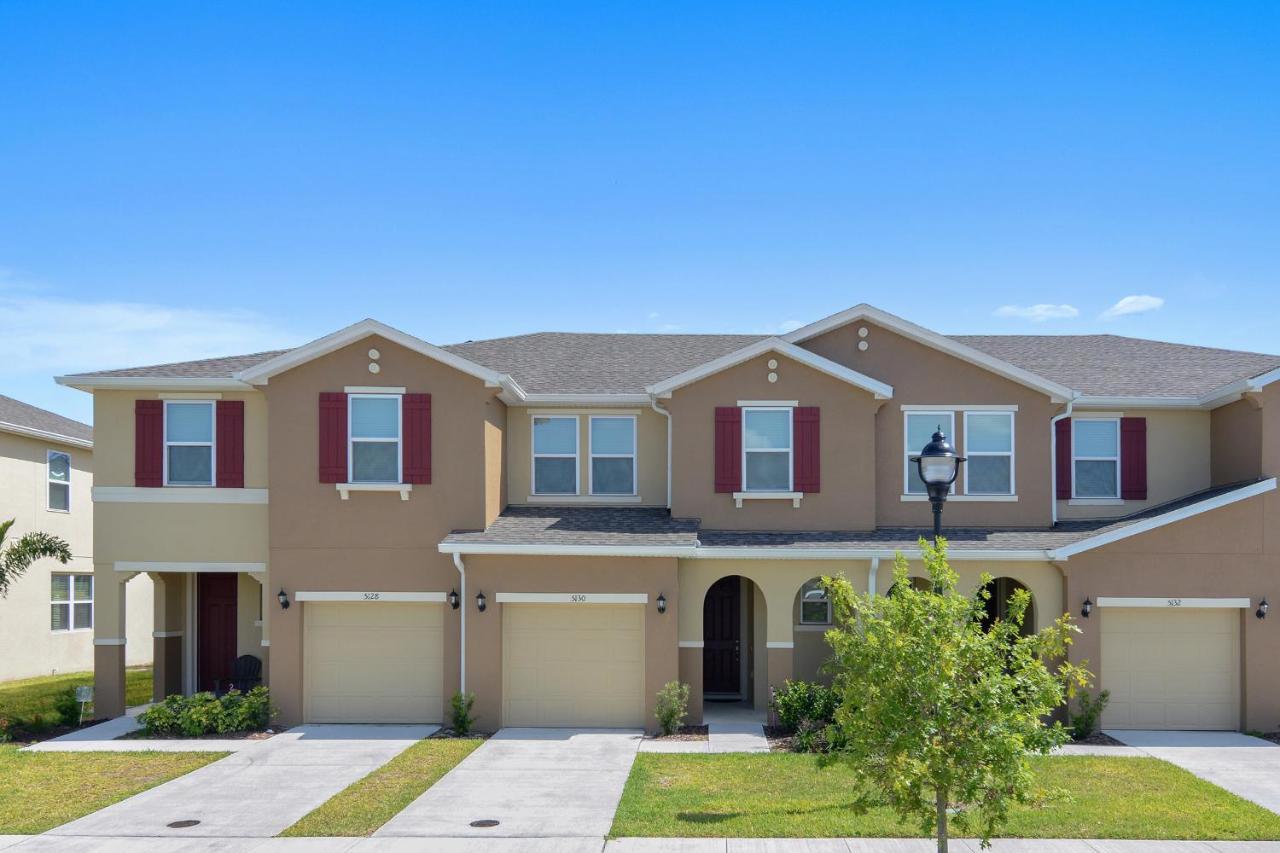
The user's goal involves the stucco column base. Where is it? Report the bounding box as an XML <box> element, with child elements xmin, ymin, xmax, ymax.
<box><xmin>679</xmin><ymin>646</ymin><xmax>704</xmax><ymax>724</ymax></box>
<box><xmin>766</xmin><ymin>647</ymin><xmax>794</xmax><ymax>725</ymax></box>
<box><xmin>94</xmin><ymin>644</ymin><xmax>126</xmax><ymax>719</ymax></box>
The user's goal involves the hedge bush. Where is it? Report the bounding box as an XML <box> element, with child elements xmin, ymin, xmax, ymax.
<box><xmin>138</xmin><ymin>687</ymin><xmax>273</xmax><ymax>737</ymax></box>
<box><xmin>771</xmin><ymin>679</ymin><xmax>838</xmax><ymax>732</ymax></box>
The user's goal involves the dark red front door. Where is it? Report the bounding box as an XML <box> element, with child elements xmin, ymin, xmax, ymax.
<box><xmin>703</xmin><ymin>576</ymin><xmax>741</xmax><ymax>696</ymax></box>
<box><xmin>197</xmin><ymin>573</ymin><xmax>238</xmax><ymax>693</ymax></box>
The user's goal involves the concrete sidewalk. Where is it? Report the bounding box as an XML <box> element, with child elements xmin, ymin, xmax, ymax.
<box><xmin>1108</xmin><ymin>730</ymin><xmax>1280</xmax><ymax>815</ymax></box>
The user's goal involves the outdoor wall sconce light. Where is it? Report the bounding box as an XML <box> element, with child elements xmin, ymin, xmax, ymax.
<box><xmin>1080</xmin><ymin>598</ymin><xmax>1092</xmax><ymax>619</ymax></box>
<box><xmin>277</xmin><ymin>588</ymin><xmax>290</xmax><ymax>610</ymax></box>
<box><xmin>448</xmin><ymin>589</ymin><xmax>460</xmax><ymax>610</ymax></box>
<box><xmin>476</xmin><ymin>590</ymin><xmax>487</xmax><ymax>613</ymax></box>
<box><xmin>656</xmin><ymin>593</ymin><xmax>667</xmax><ymax>614</ymax></box>
<box><xmin>1258</xmin><ymin>598</ymin><xmax>1269</xmax><ymax>620</ymax></box>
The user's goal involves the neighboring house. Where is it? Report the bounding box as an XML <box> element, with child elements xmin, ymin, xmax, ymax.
<box><xmin>57</xmin><ymin>305</ymin><xmax>1280</xmax><ymax>732</ymax></box>
<box><xmin>0</xmin><ymin>395</ymin><xmax>152</xmax><ymax>683</ymax></box>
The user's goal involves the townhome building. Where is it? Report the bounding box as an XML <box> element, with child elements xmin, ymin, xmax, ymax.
<box><xmin>57</xmin><ymin>305</ymin><xmax>1280</xmax><ymax>733</ymax></box>
<box><xmin>0</xmin><ymin>395</ymin><xmax>152</xmax><ymax>682</ymax></box>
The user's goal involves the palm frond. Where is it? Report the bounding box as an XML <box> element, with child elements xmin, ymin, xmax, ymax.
<box><xmin>0</xmin><ymin>527</ymin><xmax>72</xmax><ymax>598</ymax></box>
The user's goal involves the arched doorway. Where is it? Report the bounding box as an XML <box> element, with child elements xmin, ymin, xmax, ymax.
<box><xmin>888</xmin><ymin>576</ymin><xmax>933</xmax><ymax>596</ymax></box>
<box><xmin>979</xmin><ymin>577</ymin><xmax>1035</xmax><ymax>636</ymax></box>
<box><xmin>703</xmin><ymin>575</ymin><xmax>767</xmax><ymax>707</ymax></box>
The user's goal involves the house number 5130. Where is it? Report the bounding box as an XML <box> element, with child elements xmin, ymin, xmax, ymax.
<box><xmin>570</xmin><ymin>594</ymin><xmax>587</xmax><ymax>602</ymax></box>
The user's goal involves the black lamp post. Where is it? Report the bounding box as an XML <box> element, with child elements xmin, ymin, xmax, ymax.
<box><xmin>909</xmin><ymin>428</ymin><xmax>966</xmax><ymax>545</ymax></box>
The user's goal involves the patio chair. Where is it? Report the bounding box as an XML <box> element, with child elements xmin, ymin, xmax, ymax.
<box><xmin>214</xmin><ymin>654</ymin><xmax>262</xmax><ymax>695</ymax></box>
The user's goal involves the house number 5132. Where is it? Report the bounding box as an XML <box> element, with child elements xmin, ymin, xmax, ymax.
<box><xmin>1167</xmin><ymin>599</ymin><xmax>1182</xmax><ymax>606</ymax></box>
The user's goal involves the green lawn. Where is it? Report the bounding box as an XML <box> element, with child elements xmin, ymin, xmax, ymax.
<box><xmin>0</xmin><ymin>744</ymin><xmax>222</xmax><ymax>834</ymax></box>
<box><xmin>0</xmin><ymin>666</ymin><xmax>152</xmax><ymax>724</ymax></box>
<box><xmin>612</xmin><ymin>753</ymin><xmax>1280</xmax><ymax>841</ymax></box>
<box><xmin>280</xmin><ymin>737</ymin><xmax>483</xmax><ymax>837</ymax></box>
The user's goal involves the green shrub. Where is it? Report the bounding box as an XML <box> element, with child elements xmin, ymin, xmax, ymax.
<box><xmin>1069</xmin><ymin>689</ymin><xmax>1110</xmax><ymax>740</ymax></box>
<box><xmin>654</xmin><ymin>681</ymin><xmax>690</xmax><ymax>736</ymax></box>
<box><xmin>138</xmin><ymin>687</ymin><xmax>274</xmax><ymax>737</ymax></box>
<box><xmin>0</xmin><ymin>716</ymin><xmax>10</xmax><ymax>743</ymax></box>
<box><xmin>771</xmin><ymin>679</ymin><xmax>837</xmax><ymax>732</ymax></box>
<box><xmin>52</xmin><ymin>688</ymin><xmax>81</xmax><ymax>726</ymax></box>
<box><xmin>450</xmin><ymin>691</ymin><xmax>476</xmax><ymax>735</ymax></box>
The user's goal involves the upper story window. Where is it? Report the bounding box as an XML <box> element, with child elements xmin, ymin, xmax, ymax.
<box><xmin>799</xmin><ymin>579</ymin><xmax>831</xmax><ymax>625</ymax></box>
<box><xmin>964</xmin><ymin>412</ymin><xmax>1015</xmax><ymax>496</ymax></box>
<box><xmin>47</xmin><ymin>450</ymin><xmax>70</xmax><ymax>512</ymax></box>
<box><xmin>904</xmin><ymin>411</ymin><xmax>955</xmax><ymax>495</ymax></box>
<box><xmin>165</xmin><ymin>401</ymin><xmax>215</xmax><ymax>486</ymax></box>
<box><xmin>743</xmin><ymin>407</ymin><xmax>792</xmax><ymax>492</ymax></box>
<box><xmin>1073</xmin><ymin>418</ymin><xmax>1120</xmax><ymax>499</ymax></box>
<box><xmin>51</xmin><ymin>573</ymin><xmax>92</xmax><ymax>632</ymax></box>
<box><xmin>349</xmin><ymin>394</ymin><xmax>402</xmax><ymax>483</ymax></box>
<box><xmin>533</xmin><ymin>415</ymin><xmax>578</xmax><ymax>495</ymax></box>
<box><xmin>589</xmin><ymin>416</ymin><xmax>636</xmax><ymax>495</ymax></box>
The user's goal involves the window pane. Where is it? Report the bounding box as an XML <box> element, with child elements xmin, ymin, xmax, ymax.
<box><xmin>351</xmin><ymin>441</ymin><xmax>399</xmax><ymax>482</ymax></box>
<box><xmin>534</xmin><ymin>457</ymin><xmax>576</xmax><ymax>494</ymax></box>
<box><xmin>745</xmin><ymin>451</ymin><xmax>790</xmax><ymax>491</ymax></box>
<box><xmin>1075</xmin><ymin>460</ymin><xmax>1118</xmax><ymax>498</ymax></box>
<box><xmin>48</xmin><ymin>453</ymin><xmax>70</xmax><ymax>482</ymax></box>
<box><xmin>51</xmin><ymin>574</ymin><xmax>70</xmax><ymax>601</ymax></box>
<box><xmin>350</xmin><ymin>397</ymin><xmax>399</xmax><ymax>439</ymax></box>
<box><xmin>590</xmin><ymin>418</ymin><xmax>633</xmax><ymax>455</ymax></box>
<box><xmin>168</xmin><ymin>446</ymin><xmax>213</xmax><ymax>485</ymax></box>
<box><xmin>967</xmin><ymin>455</ymin><xmax>1012</xmax><ymax>494</ymax></box>
<box><xmin>801</xmin><ymin>600</ymin><xmax>830</xmax><ymax>624</ymax></box>
<box><xmin>73</xmin><ymin>603</ymin><xmax>93</xmax><ymax>630</ymax></box>
<box><xmin>967</xmin><ymin>414</ymin><xmax>1012</xmax><ymax>453</ymax></box>
<box><xmin>49</xmin><ymin>482</ymin><xmax>69</xmax><ymax>511</ymax></box>
<box><xmin>1075</xmin><ymin>420</ymin><xmax>1118</xmax><ymax>458</ymax></box>
<box><xmin>166</xmin><ymin>402</ymin><xmax>213</xmax><ymax>442</ymax></box>
<box><xmin>533</xmin><ymin>417</ymin><xmax>576</xmax><ymax>454</ymax></box>
<box><xmin>744</xmin><ymin>410</ymin><xmax>790</xmax><ymax>450</ymax></box>
<box><xmin>907</xmin><ymin>413</ymin><xmax>953</xmax><ymax>454</ymax></box>
<box><xmin>74</xmin><ymin>575</ymin><xmax>93</xmax><ymax>602</ymax></box>
<box><xmin>51</xmin><ymin>603</ymin><xmax>69</xmax><ymax>631</ymax></box>
<box><xmin>592</xmin><ymin>458</ymin><xmax>634</xmax><ymax>494</ymax></box>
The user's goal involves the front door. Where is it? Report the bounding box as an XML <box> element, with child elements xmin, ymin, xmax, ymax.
<box><xmin>703</xmin><ymin>576</ymin><xmax>741</xmax><ymax>696</ymax></box>
<box><xmin>197</xmin><ymin>573</ymin><xmax>238</xmax><ymax>693</ymax></box>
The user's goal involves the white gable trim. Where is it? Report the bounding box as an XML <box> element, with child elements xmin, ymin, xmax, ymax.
<box><xmin>55</xmin><ymin>376</ymin><xmax>253</xmax><ymax>392</ymax></box>
<box><xmin>781</xmin><ymin>304</ymin><xmax>1074</xmax><ymax>402</ymax></box>
<box><xmin>645</xmin><ymin>338</ymin><xmax>893</xmax><ymax>400</ymax></box>
<box><xmin>0</xmin><ymin>421</ymin><xmax>92</xmax><ymax>449</ymax></box>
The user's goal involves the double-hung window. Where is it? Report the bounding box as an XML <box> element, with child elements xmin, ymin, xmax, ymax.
<box><xmin>799</xmin><ymin>579</ymin><xmax>831</xmax><ymax>625</ymax></box>
<box><xmin>742</xmin><ymin>407</ymin><xmax>792</xmax><ymax>492</ymax></box>
<box><xmin>47</xmin><ymin>450</ymin><xmax>71</xmax><ymax>511</ymax></box>
<box><xmin>349</xmin><ymin>394</ymin><xmax>402</xmax><ymax>483</ymax></box>
<box><xmin>532</xmin><ymin>416</ymin><xmax>578</xmax><ymax>495</ymax></box>
<box><xmin>904</xmin><ymin>411</ymin><xmax>955</xmax><ymax>495</ymax></box>
<box><xmin>964</xmin><ymin>412</ymin><xmax>1015</xmax><ymax>495</ymax></box>
<box><xmin>589</xmin><ymin>416</ymin><xmax>636</xmax><ymax>495</ymax></box>
<box><xmin>51</xmin><ymin>573</ymin><xmax>92</xmax><ymax>632</ymax></box>
<box><xmin>165</xmin><ymin>401</ymin><xmax>215</xmax><ymax>486</ymax></box>
<box><xmin>1073</xmin><ymin>418</ymin><xmax>1120</xmax><ymax>499</ymax></box>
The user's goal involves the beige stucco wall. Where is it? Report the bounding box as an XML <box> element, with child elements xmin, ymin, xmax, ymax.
<box><xmin>236</xmin><ymin>572</ymin><xmax>264</xmax><ymax>658</ymax></box>
<box><xmin>94</xmin><ymin>503</ymin><xmax>269</xmax><ymax>566</ymax></box>
<box><xmin>506</xmin><ymin>408</ymin><xmax>668</xmax><ymax>506</ymax></box>
<box><xmin>1211</xmin><ymin>397</ymin><xmax>1263</xmax><ymax>486</ymax></box>
<box><xmin>1057</xmin><ymin>408</ymin><xmax>1211</xmax><ymax>520</ymax></box>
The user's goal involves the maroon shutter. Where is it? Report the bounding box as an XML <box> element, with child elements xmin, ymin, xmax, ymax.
<box><xmin>1120</xmin><ymin>417</ymin><xmax>1147</xmax><ymax>500</ymax></box>
<box><xmin>714</xmin><ymin>407</ymin><xmax>742</xmax><ymax>493</ymax></box>
<box><xmin>318</xmin><ymin>392</ymin><xmax>348</xmax><ymax>483</ymax></box>
<box><xmin>134</xmin><ymin>400</ymin><xmax>164</xmax><ymax>487</ymax></box>
<box><xmin>793</xmin><ymin>407</ymin><xmax>820</xmax><ymax>493</ymax></box>
<box><xmin>215</xmin><ymin>400</ymin><xmax>245</xmax><ymax>488</ymax></box>
<box><xmin>1055</xmin><ymin>417</ymin><xmax>1072</xmax><ymax>500</ymax></box>
<box><xmin>403</xmin><ymin>393</ymin><xmax>432</xmax><ymax>484</ymax></box>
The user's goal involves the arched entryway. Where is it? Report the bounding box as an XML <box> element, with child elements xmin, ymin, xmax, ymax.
<box><xmin>980</xmin><ymin>576</ymin><xmax>1036</xmax><ymax>636</ymax></box>
<box><xmin>703</xmin><ymin>575</ymin><xmax>768</xmax><ymax>708</ymax></box>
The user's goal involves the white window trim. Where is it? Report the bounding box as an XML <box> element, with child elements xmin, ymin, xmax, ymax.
<box><xmin>46</xmin><ymin>449</ymin><xmax>71</xmax><ymax>513</ymax></box>
<box><xmin>163</xmin><ymin>400</ymin><xmax>217</xmax><ymax>487</ymax></box>
<box><xmin>962</xmin><ymin>410</ymin><xmax>1016</xmax><ymax>497</ymax></box>
<box><xmin>347</xmin><ymin>393</ymin><xmax>403</xmax><ymax>485</ymax></box>
<box><xmin>531</xmin><ymin>414</ymin><xmax>580</xmax><ymax>496</ymax></box>
<box><xmin>51</xmin><ymin>572</ymin><xmax>93</xmax><ymax>633</ymax></box>
<box><xmin>588</xmin><ymin>415</ymin><xmax>637</xmax><ymax>496</ymax></box>
<box><xmin>1072</xmin><ymin>417</ymin><xmax>1121</xmax><ymax>500</ymax></box>
<box><xmin>741</xmin><ymin>406</ymin><xmax>793</xmax><ymax>493</ymax></box>
<box><xmin>903</xmin><ymin>411</ymin><xmax>955</xmax><ymax>497</ymax></box>
<box><xmin>799</xmin><ymin>582</ymin><xmax>832</xmax><ymax>625</ymax></box>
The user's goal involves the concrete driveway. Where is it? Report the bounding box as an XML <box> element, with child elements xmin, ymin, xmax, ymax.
<box><xmin>45</xmin><ymin>724</ymin><xmax>435</xmax><ymax>839</ymax></box>
<box><xmin>1108</xmin><ymin>730</ymin><xmax>1280</xmax><ymax>814</ymax></box>
<box><xmin>375</xmin><ymin>727</ymin><xmax>643</xmax><ymax>839</ymax></box>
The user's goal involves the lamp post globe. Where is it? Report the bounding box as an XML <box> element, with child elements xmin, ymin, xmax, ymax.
<box><xmin>909</xmin><ymin>428</ymin><xmax>966</xmax><ymax>544</ymax></box>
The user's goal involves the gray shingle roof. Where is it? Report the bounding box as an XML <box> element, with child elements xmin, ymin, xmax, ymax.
<box><xmin>443</xmin><ymin>506</ymin><xmax>700</xmax><ymax>547</ymax></box>
<box><xmin>65</xmin><ymin>350</ymin><xmax>291</xmax><ymax>380</ymax></box>
<box><xmin>0</xmin><ymin>395</ymin><xmax>93</xmax><ymax>443</ymax></box>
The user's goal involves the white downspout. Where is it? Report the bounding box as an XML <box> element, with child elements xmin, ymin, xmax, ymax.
<box><xmin>867</xmin><ymin>556</ymin><xmax>880</xmax><ymax>597</ymax></box>
<box><xmin>1050</xmin><ymin>397</ymin><xmax>1076</xmax><ymax>526</ymax></box>
<box><xmin>451</xmin><ymin>552</ymin><xmax>466</xmax><ymax>694</ymax></box>
<box><xmin>650</xmin><ymin>397</ymin><xmax>673</xmax><ymax>509</ymax></box>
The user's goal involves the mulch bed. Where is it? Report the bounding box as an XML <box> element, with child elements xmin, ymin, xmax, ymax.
<box><xmin>3</xmin><ymin>719</ymin><xmax>107</xmax><ymax>745</ymax></box>
<box><xmin>648</xmin><ymin>725</ymin><xmax>709</xmax><ymax>742</ymax></box>
<box><xmin>428</xmin><ymin>728</ymin><xmax>492</xmax><ymax>740</ymax></box>
<box><xmin>119</xmin><ymin>726</ymin><xmax>284</xmax><ymax>741</ymax></box>
<box><xmin>764</xmin><ymin>724</ymin><xmax>796</xmax><ymax>752</ymax></box>
<box><xmin>1257</xmin><ymin>732</ymin><xmax>1280</xmax><ymax>745</ymax></box>
<box><xmin>1072</xmin><ymin>731</ymin><xmax>1127</xmax><ymax>746</ymax></box>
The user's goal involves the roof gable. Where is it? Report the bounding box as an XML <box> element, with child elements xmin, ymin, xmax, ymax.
<box><xmin>0</xmin><ymin>395</ymin><xmax>92</xmax><ymax>447</ymax></box>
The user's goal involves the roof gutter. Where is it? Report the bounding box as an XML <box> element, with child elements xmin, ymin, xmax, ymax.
<box><xmin>649</xmin><ymin>396</ymin><xmax>673</xmax><ymax>509</ymax></box>
<box><xmin>437</xmin><ymin>542</ymin><xmax>1051</xmax><ymax>561</ymax></box>
<box><xmin>451</xmin><ymin>552</ymin><xmax>467</xmax><ymax>695</ymax></box>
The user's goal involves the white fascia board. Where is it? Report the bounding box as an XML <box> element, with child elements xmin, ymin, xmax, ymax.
<box><xmin>781</xmin><ymin>304</ymin><xmax>1075</xmax><ymax>403</ymax></box>
<box><xmin>54</xmin><ymin>375</ymin><xmax>253</xmax><ymax>393</ymax></box>
<box><xmin>438</xmin><ymin>542</ymin><xmax>697</xmax><ymax>558</ymax></box>
<box><xmin>1074</xmin><ymin>395</ymin><xmax>1205</xmax><ymax>410</ymax></box>
<box><xmin>0</xmin><ymin>421</ymin><xmax>92</xmax><ymax>449</ymax></box>
<box><xmin>646</xmin><ymin>338</ymin><xmax>893</xmax><ymax>400</ymax></box>
<box><xmin>1197</xmin><ymin>365</ymin><xmax>1280</xmax><ymax>409</ymax></box>
<box><xmin>1048</xmin><ymin>478</ymin><xmax>1277</xmax><ymax>561</ymax></box>
<box><xmin>438</xmin><ymin>542</ymin><xmax>1047</xmax><ymax>561</ymax></box>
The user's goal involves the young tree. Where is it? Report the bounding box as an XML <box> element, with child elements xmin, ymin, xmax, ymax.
<box><xmin>0</xmin><ymin>518</ymin><xmax>72</xmax><ymax>598</ymax></box>
<box><xmin>822</xmin><ymin>539</ymin><xmax>1089</xmax><ymax>852</ymax></box>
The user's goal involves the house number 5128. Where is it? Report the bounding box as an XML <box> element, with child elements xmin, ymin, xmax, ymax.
<box><xmin>363</xmin><ymin>592</ymin><xmax>381</xmax><ymax>600</ymax></box>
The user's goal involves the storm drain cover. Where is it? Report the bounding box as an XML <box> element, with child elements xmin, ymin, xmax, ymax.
<box><xmin>470</xmin><ymin>819</ymin><xmax>500</xmax><ymax>828</ymax></box>
<box><xmin>167</xmin><ymin>820</ymin><xmax>201</xmax><ymax>829</ymax></box>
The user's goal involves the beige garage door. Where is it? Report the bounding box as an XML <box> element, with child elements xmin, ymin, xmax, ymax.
<box><xmin>304</xmin><ymin>601</ymin><xmax>443</xmax><ymax>724</ymax></box>
<box><xmin>1101</xmin><ymin>607</ymin><xmax>1240</xmax><ymax>730</ymax></box>
<box><xmin>503</xmin><ymin>604</ymin><xmax>645</xmax><ymax>728</ymax></box>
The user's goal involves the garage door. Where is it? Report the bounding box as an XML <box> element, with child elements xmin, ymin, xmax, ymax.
<box><xmin>1101</xmin><ymin>607</ymin><xmax>1240</xmax><ymax>730</ymax></box>
<box><xmin>502</xmin><ymin>604</ymin><xmax>644</xmax><ymax>727</ymax></box>
<box><xmin>304</xmin><ymin>601</ymin><xmax>443</xmax><ymax>724</ymax></box>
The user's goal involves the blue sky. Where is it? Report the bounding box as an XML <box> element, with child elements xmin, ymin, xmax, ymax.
<box><xmin>2</xmin><ymin>3</ymin><xmax>1277</xmax><ymax>423</ymax></box>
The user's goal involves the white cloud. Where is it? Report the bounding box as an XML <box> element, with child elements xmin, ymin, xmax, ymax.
<box><xmin>647</xmin><ymin>311</ymin><xmax>660</xmax><ymax>320</ymax></box>
<box><xmin>1100</xmin><ymin>295</ymin><xmax>1165</xmax><ymax>320</ymax></box>
<box><xmin>993</xmin><ymin>303</ymin><xmax>1080</xmax><ymax>322</ymax></box>
<box><xmin>777</xmin><ymin>319</ymin><xmax>805</xmax><ymax>333</ymax></box>
<box><xmin>0</xmin><ymin>295</ymin><xmax>297</xmax><ymax>376</ymax></box>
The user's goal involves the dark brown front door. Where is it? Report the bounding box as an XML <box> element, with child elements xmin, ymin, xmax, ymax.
<box><xmin>703</xmin><ymin>575</ymin><xmax>741</xmax><ymax>696</ymax></box>
<box><xmin>197</xmin><ymin>573</ymin><xmax>238</xmax><ymax>693</ymax></box>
